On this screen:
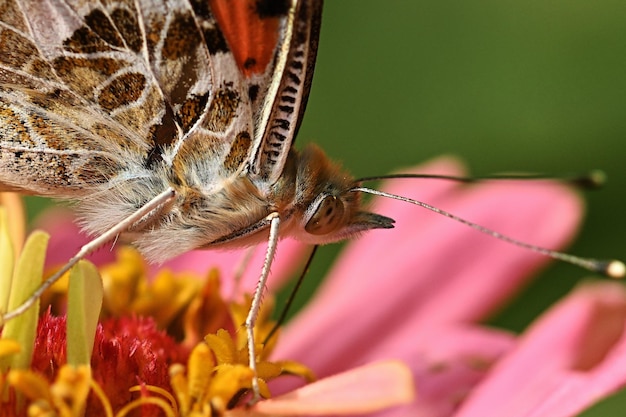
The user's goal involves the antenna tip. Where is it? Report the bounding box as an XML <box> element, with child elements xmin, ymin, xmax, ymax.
<box><xmin>576</xmin><ymin>170</ymin><xmax>607</xmax><ymax>189</ymax></box>
<box><xmin>606</xmin><ymin>260</ymin><xmax>626</xmax><ymax>279</ymax></box>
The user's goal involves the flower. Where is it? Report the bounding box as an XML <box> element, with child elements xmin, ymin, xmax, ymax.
<box><xmin>4</xmin><ymin>155</ymin><xmax>626</xmax><ymax>416</ymax></box>
<box><xmin>1</xmin><ymin>191</ymin><xmax>413</xmax><ymax>416</ymax></box>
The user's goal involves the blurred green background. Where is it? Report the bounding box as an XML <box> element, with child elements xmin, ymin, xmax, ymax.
<box><xmin>293</xmin><ymin>1</ymin><xmax>626</xmax><ymax>415</ymax></box>
<box><xmin>21</xmin><ymin>0</ymin><xmax>626</xmax><ymax>414</ymax></box>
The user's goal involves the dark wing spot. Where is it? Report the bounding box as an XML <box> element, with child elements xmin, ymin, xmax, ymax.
<box><xmin>98</xmin><ymin>72</ymin><xmax>146</xmax><ymax>111</ymax></box>
<box><xmin>278</xmin><ymin>104</ymin><xmax>294</xmax><ymax>114</ymax></box>
<box><xmin>248</xmin><ymin>84</ymin><xmax>260</xmax><ymax>103</ymax></box>
<box><xmin>255</xmin><ymin>0</ymin><xmax>291</xmax><ymax>18</ymax></box>
<box><xmin>85</xmin><ymin>8</ymin><xmax>124</xmax><ymax>47</ymax></box>
<box><xmin>243</xmin><ymin>57</ymin><xmax>257</xmax><ymax>70</ymax></box>
<box><xmin>111</xmin><ymin>7</ymin><xmax>143</xmax><ymax>52</ymax></box>
<box><xmin>178</xmin><ymin>93</ymin><xmax>209</xmax><ymax>131</ymax></box>
<box><xmin>162</xmin><ymin>12</ymin><xmax>202</xmax><ymax>60</ymax></box>
<box><xmin>54</xmin><ymin>56</ymin><xmax>121</xmax><ymax>78</ymax></box>
<box><xmin>203</xmin><ymin>26</ymin><xmax>229</xmax><ymax>53</ymax></box>
<box><xmin>189</xmin><ymin>0</ymin><xmax>211</xmax><ymax>19</ymax></box>
<box><xmin>145</xmin><ymin>105</ymin><xmax>178</xmax><ymax>168</ymax></box>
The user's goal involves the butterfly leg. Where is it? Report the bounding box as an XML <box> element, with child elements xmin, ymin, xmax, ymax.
<box><xmin>245</xmin><ymin>211</ymin><xmax>281</xmax><ymax>402</ymax></box>
<box><xmin>1</xmin><ymin>188</ymin><xmax>177</xmax><ymax>323</ymax></box>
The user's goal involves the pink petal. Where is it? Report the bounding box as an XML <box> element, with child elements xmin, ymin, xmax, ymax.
<box><xmin>401</xmin><ymin>179</ymin><xmax>582</xmax><ymax>323</ymax></box>
<box><xmin>254</xmin><ymin>360</ymin><xmax>414</xmax><ymax>415</ymax></box>
<box><xmin>275</xmin><ymin>158</ymin><xmax>582</xmax><ymax>377</ymax></box>
<box><xmin>455</xmin><ymin>282</ymin><xmax>626</xmax><ymax>417</ymax></box>
<box><xmin>371</xmin><ymin>325</ymin><xmax>516</xmax><ymax>417</ymax></box>
<box><xmin>158</xmin><ymin>238</ymin><xmax>309</xmax><ymax>297</ymax></box>
<box><xmin>35</xmin><ymin>207</ymin><xmax>117</xmax><ymax>267</ymax></box>
<box><xmin>271</xmin><ymin>324</ymin><xmax>515</xmax><ymax>416</ymax></box>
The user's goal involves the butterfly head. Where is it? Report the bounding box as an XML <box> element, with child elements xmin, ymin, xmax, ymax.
<box><xmin>285</xmin><ymin>144</ymin><xmax>394</xmax><ymax>244</ymax></box>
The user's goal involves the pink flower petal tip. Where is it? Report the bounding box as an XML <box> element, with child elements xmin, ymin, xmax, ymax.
<box><xmin>253</xmin><ymin>360</ymin><xmax>415</xmax><ymax>415</ymax></box>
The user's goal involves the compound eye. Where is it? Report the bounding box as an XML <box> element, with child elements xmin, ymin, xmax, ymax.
<box><xmin>305</xmin><ymin>195</ymin><xmax>345</xmax><ymax>235</ymax></box>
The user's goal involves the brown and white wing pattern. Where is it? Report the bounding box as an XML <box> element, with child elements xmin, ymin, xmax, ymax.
<box><xmin>0</xmin><ymin>0</ymin><xmax>255</xmax><ymax>197</ymax></box>
<box><xmin>204</xmin><ymin>0</ymin><xmax>323</xmax><ymax>184</ymax></box>
<box><xmin>248</xmin><ymin>0</ymin><xmax>322</xmax><ymax>184</ymax></box>
<box><xmin>0</xmin><ymin>0</ymin><xmax>330</xmax><ymax>261</ymax></box>
<box><xmin>0</xmin><ymin>0</ymin><xmax>149</xmax><ymax>195</ymax></box>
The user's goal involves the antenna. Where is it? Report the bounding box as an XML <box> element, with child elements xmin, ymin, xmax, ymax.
<box><xmin>264</xmin><ymin>245</ymin><xmax>319</xmax><ymax>345</ymax></box>
<box><xmin>356</xmin><ymin>170</ymin><xmax>607</xmax><ymax>190</ymax></box>
<box><xmin>351</xmin><ymin>186</ymin><xmax>625</xmax><ymax>279</ymax></box>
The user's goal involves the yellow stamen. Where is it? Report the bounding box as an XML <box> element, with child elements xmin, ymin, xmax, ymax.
<box><xmin>116</xmin><ymin>396</ymin><xmax>177</xmax><ymax>417</ymax></box>
<box><xmin>49</xmin><ymin>366</ymin><xmax>91</xmax><ymax>417</ymax></box>
<box><xmin>274</xmin><ymin>360</ymin><xmax>316</xmax><ymax>383</ymax></box>
<box><xmin>130</xmin><ymin>384</ymin><xmax>178</xmax><ymax>414</ymax></box>
<box><xmin>188</xmin><ymin>343</ymin><xmax>215</xmax><ymax>408</ymax></box>
<box><xmin>0</xmin><ymin>339</ymin><xmax>21</xmax><ymax>358</ymax></box>
<box><xmin>89</xmin><ymin>378</ymin><xmax>114</xmax><ymax>417</ymax></box>
<box><xmin>7</xmin><ymin>369</ymin><xmax>54</xmax><ymax>404</ymax></box>
<box><xmin>205</xmin><ymin>329</ymin><xmax>238</xmax><ymax>365</ymax></box>
<box><xmin>170</xmin><ymin>363</ymin><xmax>192</xmax><ymax>414</ymax></box>
<box><xmin>210</xmin><ymin>364</ymin><xmax>256</xmax><ymax>401</ymax></box>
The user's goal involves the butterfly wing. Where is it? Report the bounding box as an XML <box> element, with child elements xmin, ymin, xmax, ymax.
<box><xmin>0</xmin><ymin>0</ymin><xmax>257</xmax><ymax>196</ymax></box>
<box><xmin>0</xmin><ymin>1</ymin><xmax>134</xmax><ymax>194</ymax></box>
<box><xmin>207</xmin><ymin>0</ymin><xmax>323</xmax><ymax>184</ymax></box>
<box><xmin>0</xmin><ymin>0</ymin><xmax>322</xmax><ymax>197</ymax></box>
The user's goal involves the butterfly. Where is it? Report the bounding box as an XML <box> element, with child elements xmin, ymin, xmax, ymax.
<box><xmin>0</xmin><ymin>0</ymin><xmax>401</xmax><ymax>397</ymax></box>
<box><xmin>0</xmin><ymin>0</ymin><xmax>392</xmax><ymax>258</ymax></box>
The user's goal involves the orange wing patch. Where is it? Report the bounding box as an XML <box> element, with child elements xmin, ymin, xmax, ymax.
<box><xmin>208</xmin><ymin>0</ymin><xmax>290</xmax><ymax>77</ymax></box>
